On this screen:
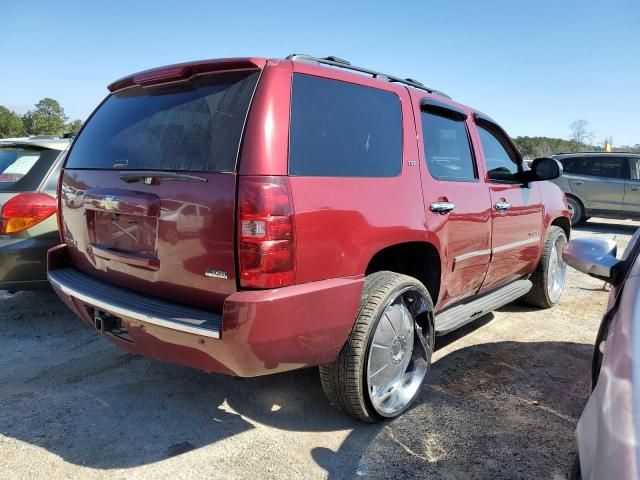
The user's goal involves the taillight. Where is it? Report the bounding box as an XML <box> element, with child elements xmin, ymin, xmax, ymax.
<box><xmin>238</xmin><ymin>176</ymin><xmax>295</xmax><ymax>288</ymax></box>
<box><xmin>1</xmin><ymin>193</ymin><xmax>57</xmax><ymax>235</ymax></box>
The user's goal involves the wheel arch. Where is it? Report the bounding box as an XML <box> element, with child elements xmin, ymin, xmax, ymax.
<box><xmin>365</xmin><ymin>241</ymin><xmax>442</xmax><ymax>307</ymax></box>
<box><xmin>551</xmin><ymin>215</ymin><xmax>571</xmax><ymax>239</ymax></box>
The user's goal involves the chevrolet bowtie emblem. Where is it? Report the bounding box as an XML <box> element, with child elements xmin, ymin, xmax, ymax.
<box><xmin>99</xmin><ymin>195</ymin><xmax>120</xmax><ymax>211</ymax></box>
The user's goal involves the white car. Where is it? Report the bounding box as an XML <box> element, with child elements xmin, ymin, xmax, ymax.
<box><xmin>563</xmin><ymin>228</ymin><xmax>640</xmax><ymax>479</ymax></box>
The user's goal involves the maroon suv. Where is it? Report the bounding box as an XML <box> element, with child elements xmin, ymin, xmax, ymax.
<box><xmin>48</xmin><ymin>55</ymin><xmax>570</xmax><ymax>421</ymax></box>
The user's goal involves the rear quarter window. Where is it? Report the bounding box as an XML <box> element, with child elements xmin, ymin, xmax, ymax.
<box><xmin>288</xmin><ymin>74</ymin><xmax>402</xmax><ymax>177</ymax></box>
<box><xmin>65</xmin><ymin>71</ymin><xmax>260</xmax><ymax>172</ymax></box>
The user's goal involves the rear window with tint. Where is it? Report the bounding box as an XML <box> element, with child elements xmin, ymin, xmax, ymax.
<box><xmin>562</xmin><ymin>156</ymin><xmax>628</xmax><ymax>179</ymax></box>
<box><xmin>66</xmin><ymin>71</ymin><xmax>260</xmax><ymax>172</ymax></box>
<box><xmin>289</xmin><ymin>74</ymin><xmax>402</xmax><ymax>177</ymax></box>
<box><xmin>0</xmin><ymin>148</ymin><xmax>60</xmax><ymax>192</ymax></box>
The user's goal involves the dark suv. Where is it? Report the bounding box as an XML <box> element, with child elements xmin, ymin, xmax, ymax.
<box><xmin>552</xmin><ymin>152</ymin><xmax>640</xmax><ymax>224</ymax></box>
<box><xmin>48</xmin><ymin>55</ymin><xmax>570</xmax><ymax>421</ymax></box>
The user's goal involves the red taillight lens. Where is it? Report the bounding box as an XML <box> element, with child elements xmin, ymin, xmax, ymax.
<box><xmin>238</xmin><ymin>176</ymin><xmax>295</xmax><ymax>288</ymax></box>
<box><xmin>1</xmin><ymin>193</ymin><xmax>57</xmax><ymax>235</ymax></box>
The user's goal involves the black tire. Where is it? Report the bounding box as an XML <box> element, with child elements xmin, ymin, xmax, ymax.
<box><xmin>567</xmin><ymin>196</ymin><xmax>584</xmax><ymax>225</ymax></box>
<box><xmin>523</xmin><ymin>226</ymin><xmax>568</xmax><ymax>308</ymax></box>
<box><xmin>319</xmin><ymin>271</ymin><xmax>434</xmax><ymax>422</ymax></box>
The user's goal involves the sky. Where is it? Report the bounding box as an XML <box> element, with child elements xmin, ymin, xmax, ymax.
<box><xmin>2</xmin><ymin>0</ymin><xmax>639</xmax><ymax>146</ymax></box>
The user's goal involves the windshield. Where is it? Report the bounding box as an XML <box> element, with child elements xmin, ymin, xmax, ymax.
<box><xmin>65</xmin><ymin>70</ymin><xmax>260</xmax><ymax>172</ymax></box>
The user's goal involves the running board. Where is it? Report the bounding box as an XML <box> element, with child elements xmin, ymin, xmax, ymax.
<box><xmin>434</xmin><ymin>279</ymin><xmax>532</xmax><ymax>335</ymax></box>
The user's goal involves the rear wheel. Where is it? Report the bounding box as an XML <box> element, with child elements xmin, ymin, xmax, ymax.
<box><xmin>567</xmin><ymin>196</ymin><xmax>584</xmax><ymax>225</ymax></box>
<box><xmin>319</xmin><ymin>271</ymin><xmax>434</xmax><ymax>422</ymax></box>
<box><xmin>523</xmin><ymin>226</ymin><xmax>568</xmax><ymax>308</ymax></box>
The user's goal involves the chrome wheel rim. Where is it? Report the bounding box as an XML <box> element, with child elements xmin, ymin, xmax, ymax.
<box><xmin>547</xmin><ymin>235</ymin><xmax>567</xmax><ymax>303</ymax></box>
<box><xmin>366</xmin><ymin>288</ymin><xmax>431</xmax><ymax>417</ymax></box>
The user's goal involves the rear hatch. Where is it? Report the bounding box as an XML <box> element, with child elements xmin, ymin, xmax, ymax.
<box><xmin>60</xmin><ymin>67</ymin><xmax>261</xmax><ymax>311</ymax></box>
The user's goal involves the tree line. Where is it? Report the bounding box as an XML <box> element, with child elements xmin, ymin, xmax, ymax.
<box><xmin>0</xmin><ymin>99</ymin><xmax>82</xmax><ymax>138</ymax></box>
<box><xmin>514</xmin><ymin>119</ymin><xmax>640</xmax><ymax>158</ymax></box>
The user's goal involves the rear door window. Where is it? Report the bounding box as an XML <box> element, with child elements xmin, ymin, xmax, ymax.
<box><xmin>66</xmin><ymin>71</ymin><xmax>260</xmax><ymax>172</ymax></box>
<box><xmin>289</xmin><ymin>74</ymin><xmax>402</xmax><ymax>177</ymax></box>
<box><xmin>599</xmin><ymin>157</ymin><xmax>628</xmax><ymax>179</ymax></box>
<box><xmin>421</xmin><ymin>112</ymin><xmax>476</xmax><ymax>181</ymax></box>
<box><xmin>569</xmin><ymin>157</ymin><xmax>628</xmax><ymax>179</ymax></box>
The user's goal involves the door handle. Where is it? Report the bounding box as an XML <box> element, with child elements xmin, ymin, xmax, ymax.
<box><xmin>430</xmin><ymin>201</ymin><xmax>456</xmax><ymax>214</ymax></box>
<box><xmin>573</xmin><ymin>180</ymin><xmax>584</xmax><ymax>186</ymax></box>
<box><xmin>495</xmin><ymin>201</ymin><xmax>511</xmax><ymax>212</ymax></box>
<box><xmin>631</xmin><ymin>185</ymin><xmax>640</xmax><ymax>191</ymax></box>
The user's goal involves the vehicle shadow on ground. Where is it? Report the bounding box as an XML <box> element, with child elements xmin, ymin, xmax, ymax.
<box><xmin>1</xmin><ymin>291</ymin><xmax>592</xmax><ymax>479</ymax></box>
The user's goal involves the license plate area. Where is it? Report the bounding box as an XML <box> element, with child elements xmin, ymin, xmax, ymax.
<box><xmin>89</xmin><ymin>210</ymin><xmax>158</xmax><ymax>255</ymax></box>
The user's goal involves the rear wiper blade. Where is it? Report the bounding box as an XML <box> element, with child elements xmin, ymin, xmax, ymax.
<box><xmin>119</xmin><ymin>171</ymin><xmax>207</xmax><ymax>184</ymax></box>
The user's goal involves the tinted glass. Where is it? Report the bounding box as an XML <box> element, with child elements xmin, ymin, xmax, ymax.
<box><xmin>599</xmin><ymin>157</ymin><xmax>627</xmax><ymax>178</ymax></box>
<box><xmin>478</xmin><ymin>126</ymin><xmax>519</xmax><ymax>182</ymax></box>
<box><xmin>289</xmin><ymin>74</ymin><xmax>402</xmax><ymax>177</ymax></box>
<box><xmin>560</xmin><ymin>157</ymin><xmax>578</xmax><ymax>173</ymax></box>
<box><xmin>43</xmin><ymin>161</ymin><xmax>62</xmax><ymax>192</ymax></box>
<box><xmin>567</xmin><ymin>158</ymin><xmax>593</xmax><ymax>175</ymax></box>
<box><xmin>566</xmin><ymin>156</ymin><xmax>627</xmax><ymax>179</ymax></box>
<box><xmin>421</xmin><ymin>112</ymin><xmax>476</xmax><ymax>181</ymax></box>
<box><xmin>66</xmin><ymin>71</ymin><xmax>260</xmax><ymax>172</ymax></box>
<box><xmin>0</xmin><ymin>148</ymin><xmax>60</xmax><ymax>192</ymax></box>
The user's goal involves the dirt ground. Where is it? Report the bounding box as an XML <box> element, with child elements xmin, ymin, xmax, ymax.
<box><xmin>1</xmin><ymin>218</ymin><xmax>637</xmax><ymax>479</ymax></box>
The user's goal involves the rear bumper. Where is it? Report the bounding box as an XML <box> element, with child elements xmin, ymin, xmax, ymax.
<box><xmin>0</xmin><ymin>234</ymin><xmax>58</xmax><ymax>290</ymax></box>
<box><xmin>48</xmin><ymin>244</ymin><xmax>363</xmax><ymax>377</ymax></box>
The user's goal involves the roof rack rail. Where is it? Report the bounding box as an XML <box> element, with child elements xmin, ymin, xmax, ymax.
<box><xmin>286</xmin><ymin>54</ymin><xmax>451</xmax><ymax>99</ymax></box>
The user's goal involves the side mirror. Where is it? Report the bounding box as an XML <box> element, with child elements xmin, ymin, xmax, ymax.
<box><xmin>522</xmin><ymin>157</ymin><xmax>563</xmax><ymax>182</ymax></box>
<box><xmin>563</xmin><ymin>237</ymin><xmax>622</xmax><ymax>283</ymax></box>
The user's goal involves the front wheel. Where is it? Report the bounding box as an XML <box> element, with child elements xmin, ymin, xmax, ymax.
<box><xmin>319</xmin><ymin>271</ymin><xmax>435</xmax><ymax>422</ymax></box>
<box><xmin>523</xmin><ymin>226</ymin><xmax>568</xmax><ymax>308</ymax></box>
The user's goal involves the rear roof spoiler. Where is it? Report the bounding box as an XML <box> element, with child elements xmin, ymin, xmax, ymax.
<box><xmin>107</xmin><ymin>57</ymin><xmax>267</xmax><ymax>93</ymax></box>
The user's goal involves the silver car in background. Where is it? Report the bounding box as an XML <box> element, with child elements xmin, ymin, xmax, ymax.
<box><xmin>552</xmin><ymin>153</ymin><xmax>640</xmax><ymax>225</ymax></box>
<box><xmin>564</xmin><ymin>228</ymin><xmax>640</xmax><ymax>479</ymax></box>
